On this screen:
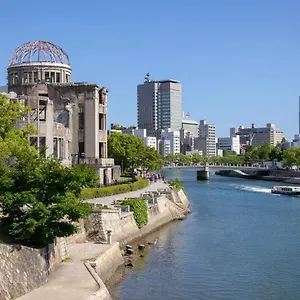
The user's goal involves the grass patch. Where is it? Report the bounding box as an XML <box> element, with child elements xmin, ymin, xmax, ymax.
<box><xmin>62</xmin><ymin>257</ymin><xmax>72</xmax><ymax>262</ymax></box>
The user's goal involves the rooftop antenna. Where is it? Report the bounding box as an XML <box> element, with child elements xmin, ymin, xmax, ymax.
<box><xmin>144</xmin><ymin>73</ymin><xmax>151</xmax><ymax>82</ymax></box>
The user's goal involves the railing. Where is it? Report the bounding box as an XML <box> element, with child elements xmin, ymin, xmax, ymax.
<box><xmin>113</xmin><ymin>205</ymin><xmax>131</xmax><ymax>213</ymax></box>
<box><xmin>78</xmin><ymin>157</ymin><xmax>115</xmax><ymax>166</ymax></box>
<box><xmin>97</xmin><ymin>177</ymin><xmax>134</xmax><ymax>188</ymax></box>
<box><xmin>163</xmin><ymin>163</ymin><xmax>270</xmax><ymax>169</ymax></box>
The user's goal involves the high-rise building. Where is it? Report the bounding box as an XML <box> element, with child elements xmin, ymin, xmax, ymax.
<box><xmin>194</xmin><ymin>120</ymin><xmax>216</xmax><ymax>156</ymax></box>
<box><xmin>137</xmin><ymin>74</ymin><xmax>182</xmax><ymax>135</ymax></box>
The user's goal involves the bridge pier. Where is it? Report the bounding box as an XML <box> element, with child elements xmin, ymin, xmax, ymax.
<box><xmin>197</xmin><ymin>166</ymin><xmax>209</xmax><ymax>180</ymax></box>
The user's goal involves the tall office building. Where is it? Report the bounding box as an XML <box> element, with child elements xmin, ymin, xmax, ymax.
<box><xmin>137</xmin><ymin>74</ymin><xmax>182</xmax><ymax>135</ymax></box>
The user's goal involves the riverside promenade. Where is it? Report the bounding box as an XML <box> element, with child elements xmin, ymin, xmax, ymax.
<box><xmin>16</xmin><ymin>181</ymin><xmax>168</xmax><ymax>300</ymax></box>
<box><xmin>16</xmin><ymin>242</ymin><xmax>112</xmax><ymax>300</ymax></box>
<box><xmin>84</xmin><ymin>181</ymin><xmax>168</xmax><ymax>206</ymax></box>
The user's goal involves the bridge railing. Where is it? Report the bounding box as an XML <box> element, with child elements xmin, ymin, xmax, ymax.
<box><xmin>164</xmin><ymin>163</ymin><xmax>270</xmax><ymax>169</ymax></box>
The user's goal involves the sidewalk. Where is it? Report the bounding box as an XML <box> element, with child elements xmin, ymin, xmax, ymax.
<box><xmin>84</xmin><ymin>181</ymin><xmax>168</xmax><ymax>206</ymax></box>
<box><xmin>16</xmin><ymin>242</ymin><xmax>112</xmax><ymax>300</ymax></box>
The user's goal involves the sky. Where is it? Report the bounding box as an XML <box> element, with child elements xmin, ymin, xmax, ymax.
<box><xmin>1</xmin><ymin>0</ymin><xmax>300</xmax><ymax>140</ymax></box>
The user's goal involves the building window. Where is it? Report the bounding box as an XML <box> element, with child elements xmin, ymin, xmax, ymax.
<box><xmin>99</xmin><ymin>142</ymin><xmax>104</xmax><ymax>158</ymax></box>
<box><xmin>79</xmin><ymin>113</ymin><xmax>84</xmax><ymax>129</ymax></box>
<box><xmin>79</xmin><ymin>142</ymin><xmax>85</xmax><ymax>156</ymax></box>
<box><xmin>99</xmin><ymin>114</ymin><xmax>105</xmax><ymax>130</ymax></box>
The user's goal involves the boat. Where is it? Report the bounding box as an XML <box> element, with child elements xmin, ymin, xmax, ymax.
<box><xmin>271</xmin><ymin>186</ymin><xmax>300</xmax><ymax>196</ymax></box>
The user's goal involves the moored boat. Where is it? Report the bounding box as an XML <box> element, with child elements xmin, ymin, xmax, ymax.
<box><xmin>271</xmin><ymin>186</ymin><xmax>300</xmax><ymax>196</ymax></box>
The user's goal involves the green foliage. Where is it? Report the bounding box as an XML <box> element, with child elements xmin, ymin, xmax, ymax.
<box><xmin>282</xmin><ymin>147</ymin><xmax>300</xmax><ymax>166</ymax></box>
<box><xmin>111</xmin><ymin>124</ymin><xmax>137</xmax><ymax>130</ymax></box>
<box><xmin>108</xmin><ymin>133</ymin><xmax>164</xmax><ymax>173</ymax></box>
<box><xmin>71</xmin><ymin>164</ymin><xmax>99</xmax><ymax>188</ymax></box>
<box><xmin>0</xmin><ymin>95</ymin><xmax>92</xmax><ymax>246</ymax></box>
<box><xmin>164</xmin><ymin>142</ymin><xmax>286</xmax><ymax>166</ymax></box>
<box><xmin>122</xmin><ymin>198</ymin><xmax>148</xmax><ymax>227</ymax></box>
<box><xmin>0</xmin><ymin>157</ymin><xmax>92</xmax><ymax>246</ymax></box>
<box><xmin>168</xmin><ymin>178</ymin><xmax>186</xmax><ymax>194</ymax></box>
<box><xmin>81</xmin><ymin>177</ymin><xmax>149</xmax><ymax>199</ymax></box>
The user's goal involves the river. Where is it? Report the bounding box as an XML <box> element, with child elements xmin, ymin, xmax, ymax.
<box><xmin>110</xmin><ymin>170</ymin><xmax>300</xmax><ymax>300</ymax></box>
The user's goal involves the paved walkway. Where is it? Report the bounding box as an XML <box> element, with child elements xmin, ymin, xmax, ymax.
<box><xmin>16</xmin><ymin>182</ymin><xmax>169</xmax><ymax>300</ymax></box>
<box><xmin>84</xmin><ymin>181</ymin><xmax>169</xmax><ymax>206</ymax></box>
<box><xmin>16</xmin><ymin>242</ymin><xmax>112</xmax><ymax>300</ymax></box>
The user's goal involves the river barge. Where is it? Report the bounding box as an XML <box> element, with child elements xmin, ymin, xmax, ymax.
<box><xmin>271</xmin><ymin>186</ymin><xmax>300</xmax><ymax>196</ymax></box>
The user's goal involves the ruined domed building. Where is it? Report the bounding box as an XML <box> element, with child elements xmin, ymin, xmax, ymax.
<box><xmin>6</xmin><ymin>40</ymin><xmax>119</xmax><ymax>185</ymax></box>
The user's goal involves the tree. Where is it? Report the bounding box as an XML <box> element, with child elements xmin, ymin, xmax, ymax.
<box><xmin>164</xmin><ymin>153</ymin><xmax>176</xmax><ymax>164</ymax></box>
<box><xmin>0</xmin><ymin>158</ymin><xmax>92</xmax><ymax>245</ymax></box>
<box><xmin>282</xmin><ymin>147</ymin><xmax>300</xmax><ymax>167</ymax></box>
<box><xmin>108</xmin><ymin>132</ymin><xmax>164</xmax><ymax>172</ymax></box>
<box><xmin>257</xmin><ymin>142</ymin><xmax>271</xmax><ymax>161</ymax></box>
<box><xmin>269</xmin><ymin>146</ymin><xmax>283</xmax><ymax>161</ymax></box>
<box><xmin>281</xmin><ymin>137</ymin><xmax>288</xmax><ymax>143</ymax></box>
<box><xmin>140</xmin><ymin>146</ymin><xmax>164</xmax><ymax>172</ymax></box>
<box><xmin>0</xmin><ymin>95</ymin><xmax>93</xmax><ymax>245</ymax></box>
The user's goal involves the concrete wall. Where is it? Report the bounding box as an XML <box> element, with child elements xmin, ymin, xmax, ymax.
<box><xmin>93</xmin><ymin>242</ymin><xmax>124</xmax><ymax>283</ymax></box>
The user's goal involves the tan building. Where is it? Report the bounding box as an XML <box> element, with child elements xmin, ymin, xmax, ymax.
<box><xmin>5</xmin><ymin>40</ymin><xmax>119</xmax><ymax>185</ymax></box>
<box><xmin>231</xmin><ymin>123</ymin><xmax>285</xmax><ymax>147</ymax></box>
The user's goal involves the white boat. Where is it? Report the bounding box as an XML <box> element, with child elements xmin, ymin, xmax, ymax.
<box><xmin>271</xmin><ymin>186</ymin><xmax>300</xmax><ymax>196</ymax></box>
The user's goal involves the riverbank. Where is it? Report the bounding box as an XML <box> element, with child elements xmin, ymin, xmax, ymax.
<box><xmin>12</xmin><ymin>183</ymin><xmax>190</xmax><ymax>300</ymax></box>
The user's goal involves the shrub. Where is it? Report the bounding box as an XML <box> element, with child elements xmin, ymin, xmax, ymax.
<box><xmin>168</xmin><ymin>178</ymin><xmax>187</xmax><ymax>195</ymax></box>
<box><xmin>122</xmin><ymin>198</ymin><xmax>148</xmax><ymax>227</ymax></box>
<box><xmin>81</xmin><ymin>177</ymin><xmax>149</xmax><ymax>200</ymax></box>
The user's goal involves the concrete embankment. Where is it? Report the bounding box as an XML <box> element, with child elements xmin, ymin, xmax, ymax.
<box><xmin>85</xmin><ymin>188</ymin><xmax>190</xmax><ymax>247</ymax></box>
<box><xmin>216</xmin><ymin>169</ymin><xmax>300</xmax><ymax>184</ymax></box>
<box><xmin>9</xmin><ymin>186</ymin><xmax>190</xmax><ymax>300</ymax></box>
<box><xmin>84</xmin><ymin>187</ymin><xmax>190</xmax><ymax>299</ymax></box>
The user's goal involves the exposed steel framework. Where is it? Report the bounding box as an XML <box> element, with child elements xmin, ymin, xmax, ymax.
<box><xmin>9</xmin><ymin>41</ymin><xmax>70</xmax><ymax>66</ymax></box>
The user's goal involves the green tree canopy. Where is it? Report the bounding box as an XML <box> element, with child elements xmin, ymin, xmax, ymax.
<box><xmin>108</xmin><ymin>133</ymin><xmax>164</xmax><ymax>172</ymax></box>
<box><xmin>282</xmin><ymin>147</ymin><xmax>300</xmax><ymax>166</ymax></box>
<box><xmin>0</xmin><ymin>94</ymin><xmax>94</xmax><ymax>245</ymax></box>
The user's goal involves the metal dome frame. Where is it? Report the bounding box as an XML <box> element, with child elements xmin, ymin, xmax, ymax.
<box><xmin>9</xmin><ymin>40</ymin><xmax>70</xmax><ymax>66</ymax></box>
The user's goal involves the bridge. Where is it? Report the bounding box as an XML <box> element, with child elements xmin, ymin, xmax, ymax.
<box><xmin>162</xmin><ymin>164</ymin><xmax>269</xmax><ymax>171</ymax></box>
<box><xmin>162</xmin><ymin>164</ymin><xmax>270</xmax><ymax>180</ymax></box>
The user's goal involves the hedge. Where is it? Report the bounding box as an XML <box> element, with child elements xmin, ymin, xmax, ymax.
<box><xmin>81</xmin><ymin>177</ymin><xmax>149</xmax><ymax>200</ymax></box>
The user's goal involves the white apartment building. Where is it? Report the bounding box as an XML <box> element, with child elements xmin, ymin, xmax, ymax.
<box><xmin>121</xmin><ymin>128</ymin><xmax>157</xmax><ymax>150</ymax></box>
<box><xmin>160</xmin><ymin>128</ymin><xmax>180</xmax><ymax>155</ymax></box>
<box><xmin>158</xmin><ymin>139</ymin><xmax>171</xmax><ymax>157</ymax></box>
<box><xmin>195</xmin><ymin>120</ymin><xmax>216</xmax><ymax>156</ymax></box>
<box><xmin>143</xmin><ymin>136</ymin><xmax>157</xmax><ymax>149</ymax></box>
<box><xmin>218</xmin><ymin>136</ymin><xmax>240</xmax><ymax>154</ymax></box>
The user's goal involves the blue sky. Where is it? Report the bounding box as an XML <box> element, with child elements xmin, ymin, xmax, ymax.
<box><xmin>1</xmin><ymin>0</ymin><xmax>300</xmax><ymax>139</ymax></box>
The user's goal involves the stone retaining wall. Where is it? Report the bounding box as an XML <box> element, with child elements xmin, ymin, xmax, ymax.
<box><xmin>0</xmin><ymin>245</ymin><xmax>47</xmax><ymax>300</ymax></box>
<box><xmin>85</xmin><ymin>189</ymin><xmax>190</xmax><ymax>247</ymax></box>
